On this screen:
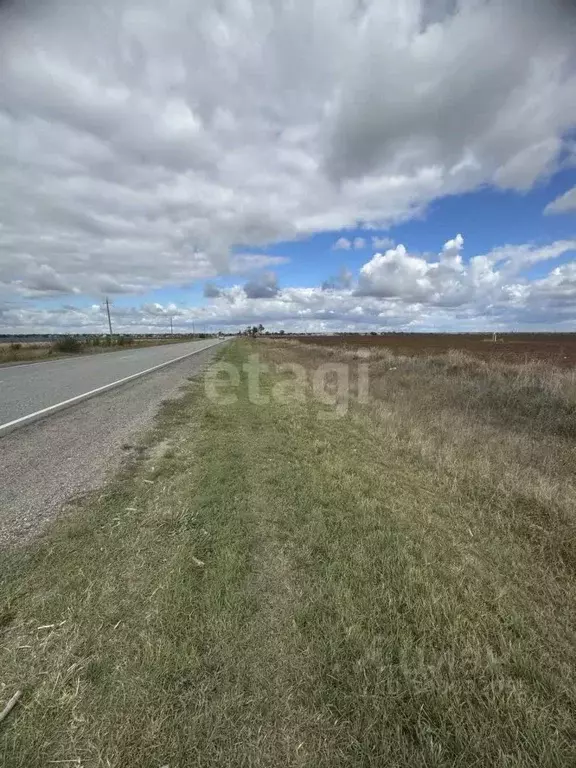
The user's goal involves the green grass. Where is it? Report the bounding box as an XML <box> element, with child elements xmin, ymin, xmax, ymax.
<box><xmin>1</xmin><ymin>340</ymin><xmax>576</xmax><ymax>766</ymax></box>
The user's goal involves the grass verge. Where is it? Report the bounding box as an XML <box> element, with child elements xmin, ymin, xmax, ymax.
<box><xmin>1</xmin><ymin>339</ymin><xmax>576</xmax><ymax>766</ymax></box>
<box><xmin>0</xmin><ymin>337</ymin><xmax>210</xmax><ymax>366</ymax></box>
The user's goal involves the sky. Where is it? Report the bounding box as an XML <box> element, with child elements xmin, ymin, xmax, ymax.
<box><xmin>1</xmin><ymin>0</ymin><xmax>576</xmax><ymax>335</ymax></box>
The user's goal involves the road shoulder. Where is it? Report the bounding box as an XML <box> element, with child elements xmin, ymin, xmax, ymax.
<box><xmin>0</xmin><ymin>344</ymin><xmax>221</xmax><ymax>547</ymax></box>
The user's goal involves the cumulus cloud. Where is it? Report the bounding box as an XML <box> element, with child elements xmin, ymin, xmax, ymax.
<box><xmin>332</xmin><ymin>236</ymin><xmax>367</xmax><ymax>251</ymax></box>
<box><xmin>544</xmin><ymin>185</ymin><xmax>576</xmax><ymax>215</ymax></box>
<box><xmin>332</xmin><ymin>237</ymin><xmax>352</xmax><ymax>251</ymax></box>
<box><xmin>531</xmin><ymin>262</ymin><xmax>576</xmax><ymax>305</ymax></box>
<box><xmin>141</xmin><ymin>303</ymin><xmax>180</xmax><ymax>317</ymax></box>
<box><xmin>325</xmin><ymin>0</ymin><xmax>576</xmax><ymax>187</ymax></box>
<box><xmin>0</xmin><ymin>0</ymin><xmax>575</xmax><ymax>332</ymax></box>
<box><xmin>0</xmin><ymin>0</ymin><xmax>574</xmax><ymax>315</ymax></box>
<box><xmin>243</xmin><ymin>271</ymin><xmax>280</xmax><ymax>299</ymax></box>
<box><xmin>230</xmin><ymin>254</ymin><xmax>290</xmax><ymax>273</ymax></box>
<box><xmin>203</xmin><ymin>282</ymin><xmax>222</xmax><ymax>298</ymax></box>
<box><xmin>5</xmin><ymin>235</ymin><xmax>576</xmax><ymax>335</ymax></box>
<box><xmin>20</xmin><ymin>264</ymin><xmax>77</xmax><ymax>296</ymax></box>
<box><xmin>322</xmin><ymin>266</ymin><xmax>353</xmax><ymax>291</ymax></box>
<box><xmin>357</xmin><ymin>235</ymin><xmax>576</xmax><ymax>310</ymax></box>
<box><xmin>372</xmin><ymin>236</ymin><xmax>394</xmax><ymax>251</ymax></box>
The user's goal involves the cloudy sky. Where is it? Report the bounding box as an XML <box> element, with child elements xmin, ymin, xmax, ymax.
<box><xmin>1</xmin><ymin>0</ymin><xmax>576</xmax><ymax>335</ymax></box>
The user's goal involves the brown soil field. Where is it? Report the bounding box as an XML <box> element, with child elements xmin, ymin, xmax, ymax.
<box><xmin>293</xmin><ymin>333</ymin><xmax>576</xmax><ymax>367</ymax></box>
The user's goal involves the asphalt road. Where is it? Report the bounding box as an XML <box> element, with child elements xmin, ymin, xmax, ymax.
<box><xmin>0</xmin><ymin>338</ymin><xmax>222</xmax><ymax>428</ymax></box>
<box><xmin>0</xmin><ymin>340</ymin><xmax>226</xmax><ymax>547</ymax></box>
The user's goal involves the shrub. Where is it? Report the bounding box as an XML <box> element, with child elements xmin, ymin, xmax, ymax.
<box><xmin>10</xmin><ymin>342</ymin><xmax>22</xmax><ymax>351</ymax></box>
<box><xmin>53</xmin><ymin>336</ymin><xmax>82</xmax><ymax>354</ymax></box>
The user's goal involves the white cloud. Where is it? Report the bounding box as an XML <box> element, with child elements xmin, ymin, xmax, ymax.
<box><xmin>4</xmin><ymin>235</ymin><xmax>576</xmax><ymax>335</ymax></box>
<box><xmin>0</xmin><ymin>0</ymin><xmax>573</xmax><ymax>315</ymax></box>
<box><xmin>230</xmin><ymin>254</ymin><xmax>290</xmax><ymax>273</ymax></box>
<box><xmin>372</xmin><ymin>236</ymin><xmax>394</xmax><ymax>251</ymax></box>
<box><xmin>530</xmin><ymin>262</ymin><xmax>576</xmax><ymax>305</ymax></box>
<box><xmin>441</xmin><ymin>234</ymin><xmax>464</xmax><ymax>270</ymax></box>
<box><xmin>322</xmin><ymin>266</ymin><xmax>353</xmax><ymax>291</ymax></box>
<box><xmin>0</xmin><ymin>246</ymin><xmax>287</xmax><ymax>301</ymax></box>
<box><xmin>19</xmin><ymin>264</ymin><xmax>78</xmax><ymax>297</ymax></box>
<box><xmin>324</xmin><ymin>1</ymin><xmax>576</xmax><ymax>188</ymax></box>
<box><xmin>544</xmin><ymin>185</ymin><xmax>576</xmax><ymax>215</ymax></box>
<box><xmin>332</xmin><ymin>237</ymin><xmax>352</xmax><ymax>251</ymax></box>
<box><xmin>357</xmin><ymin>235</ymin><xmax>576</xmax><ymax>307</ymax></box>
<box><xmin>332</xmin><ymin>236</ymin><xmax>367</xmax><ymax>251</ymax></box>
<box><xmin>203</xmin><ymin>282</ymin><xmax>222</xmax><ymax>299</ymax></box>
<box><xmin>243</xmin><ymin>271</ymin><xmax>280</xmax><ymax>299</ymax></box>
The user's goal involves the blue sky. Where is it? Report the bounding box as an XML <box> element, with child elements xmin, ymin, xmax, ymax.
<box><xmin>1</xmin><ymin>0</ymin><xmax>576</xmax><ymax>334</ymax></box>
<box><xmin>113</xmin><ymin>168</ymin><xmax>576</xmax><ymax>329</ymax></box>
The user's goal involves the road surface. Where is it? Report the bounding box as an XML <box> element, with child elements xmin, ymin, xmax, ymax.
<box><xmin>0</xmin><ymin>340</ymin><xmax>226</xmax><ymax>547</ymax></box>
<box><xmin>0</xmin><ymin>338</ymin><xmax>223</xmax><ymax>429</ymax></box>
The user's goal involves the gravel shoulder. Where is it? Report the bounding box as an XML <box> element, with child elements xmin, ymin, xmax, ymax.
<box><xmin>0</xmin><ymin>343</ymin><xmax>221</xmax><ymax>547</ymax></box>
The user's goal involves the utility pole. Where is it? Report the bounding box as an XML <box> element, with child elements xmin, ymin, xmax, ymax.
<box><xmin>170</xmin><ymin>316</ymin><xmax>174</xmax><ymax>336</ymax></box>
<box><xmin>105</xmin><ymin>296</ymin><xmax>113</xmax><ymax>339</ymax></box>
<box><xmin>192</xmin><ymin>321</ymin><xmax>195</xmax><ymax>338</ymax></box>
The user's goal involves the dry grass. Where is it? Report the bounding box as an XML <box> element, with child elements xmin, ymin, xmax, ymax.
<box><xmin>1</xmin><ymin>339</ymin><xmax>576</xmax><ymax>766</ymax></box>
<box><xmin>0</xmin><ymin>342</ymin><xmax>53</xmax><ymax>364</ymax></box>
<box><xmin>0</xmin><ymin>337</ymin><xmax>205</xmax><ymax>365</ymax></box>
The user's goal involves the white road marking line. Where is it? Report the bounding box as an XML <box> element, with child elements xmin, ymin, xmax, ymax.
<box><xmin>0</xmin><ymin>340</ymin><xmax>225</xmax><ymax>438</ymax></box>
